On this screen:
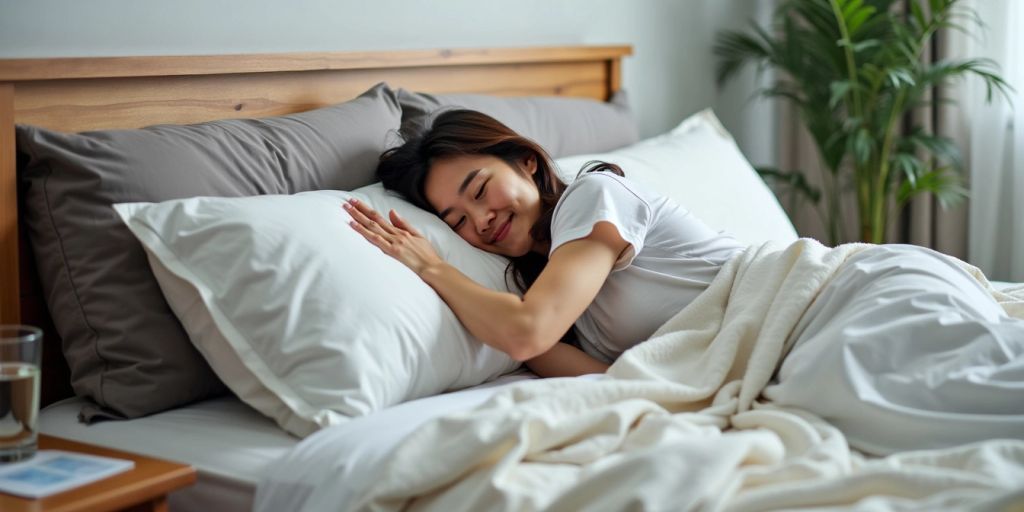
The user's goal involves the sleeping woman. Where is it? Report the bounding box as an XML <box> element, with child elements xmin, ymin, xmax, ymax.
<box><xmin>343</xmin><ymin>109</ymin><xmax>1024</xmax><ymax>454</ymax></box>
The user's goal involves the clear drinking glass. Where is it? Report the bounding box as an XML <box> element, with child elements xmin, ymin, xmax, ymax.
<box><xmin>0</xmin><ymin>325</ymin><xmax>42</xmax><ymax>463</ymax></box>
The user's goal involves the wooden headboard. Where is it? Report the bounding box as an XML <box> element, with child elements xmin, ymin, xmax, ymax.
<box><xmin>0</xmin><ymin>45</ymin><xmax>631</xmax><ymax>406</ymax></box>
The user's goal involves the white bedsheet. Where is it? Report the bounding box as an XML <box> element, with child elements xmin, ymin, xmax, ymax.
<box><xmin>765</xmin><ymin>245</ymin><xmax>1024</xmax><ymax>454</ymax></box>
<box><xmin>993</xmin><ymin>280</ymin><xmax>1018</xmax><ymax>291</ymax></box>
<box><xmin>258</xmin><ymin>240</ymin><xmax>1024</xmax><ymax>511</ymax></box>
<box><xmin>254</xmin><ymin>371</ymin><xmax>540</xmax><ymax>511</ymax></box>
<box><xmin>40</xmin><ymin>395</ymin><xmax>298</xmax><ymax>512</ymax></box>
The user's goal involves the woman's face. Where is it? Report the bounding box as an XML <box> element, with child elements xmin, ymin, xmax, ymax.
<box><xmin>424</xmin><ymin>153</ymin><xmax>543</xmax><ymax>258</ymax></box>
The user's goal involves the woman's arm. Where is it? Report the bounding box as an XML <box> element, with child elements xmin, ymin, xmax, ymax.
<box><xmin>345</xmin><ymin>199</ymin><xmax>627</xmax><ymax>361</ymax></box>
<box><xmin>416</xmin><ymin>231</ymin><xmax>622</xmax><ymax>360</ymax></box>
<box><xmin>526</xmin><ymin>342</ymin><xmax>609</xmax><ymax>377</ymax></box>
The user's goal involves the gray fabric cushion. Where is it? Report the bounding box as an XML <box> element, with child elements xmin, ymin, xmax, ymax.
<box><xmin>16</xmin><ymin>83</ymin><xmax>402</xmax><ymax>421</ymax></box>
<box><xmin>397</xmin><ymin>89</ymin><xmax>639</xmax><ymax>158</ymax></box>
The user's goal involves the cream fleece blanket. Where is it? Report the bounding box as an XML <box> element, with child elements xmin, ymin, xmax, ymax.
<box><xmin>354</xmin><ymin>239</ymin><xmax>1024</xmax><ymax>511</ymax></box>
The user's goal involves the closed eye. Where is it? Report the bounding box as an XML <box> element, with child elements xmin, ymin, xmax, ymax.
<box><xmin>453</xmin><ymin>217</ymin><xmax>466</xmax><ymax>230</ymax></box>
<box><xmin>475</xmin><ymin>179</ymin><xmax>489</xmax><ymax>200</ymax></box>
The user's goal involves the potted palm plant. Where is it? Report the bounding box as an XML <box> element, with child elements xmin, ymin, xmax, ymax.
<box><xmin>714</xmin><ymin>0</ymin><xmax>1009</xmax><ymax>244</ymax></box>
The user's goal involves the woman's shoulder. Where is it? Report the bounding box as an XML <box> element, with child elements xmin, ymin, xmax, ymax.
<box><xmin>560</xmin><ymin>171</ymin><xmax>663</xmax><ymax>216</ymax></box>
<box><xmin>554</xmin><ymin>170</ymin><xmax>655</xmax><ymax>224</ymax></box>
<box><xmin>565</xmin><ymin>170</ymin><xmax>651</xmax><ymax>200</ymax></box>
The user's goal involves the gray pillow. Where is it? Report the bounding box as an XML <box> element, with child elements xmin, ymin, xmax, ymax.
<box><xmin>17</xmin><ymin>82</ymin><xmax>402</xmax><ymax>422</ymax></box>
<box><xmin>397</xmin><ymin>89</ymin><xmax>639</xmax><ymax>158</ymax></box>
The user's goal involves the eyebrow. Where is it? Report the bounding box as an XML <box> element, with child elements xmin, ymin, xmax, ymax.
<box><xmin>438</xmin><ymin>168</ymin><xmax>481</xmax><ymax>220</ymax></box>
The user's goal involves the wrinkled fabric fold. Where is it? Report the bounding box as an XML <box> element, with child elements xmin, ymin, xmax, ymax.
<box><xmin>295</xmin><ymin>239</ymin><xmax>1024</xmax><ymax>511</ymax></box>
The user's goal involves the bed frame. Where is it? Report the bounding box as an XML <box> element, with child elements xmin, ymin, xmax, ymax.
<box><xmin>0</xmin><ymin>45</ymin><xmax>631</xmax><ymax>406</ymax></box>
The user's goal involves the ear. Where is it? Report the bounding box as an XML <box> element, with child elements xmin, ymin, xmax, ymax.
<box><xmin>523</xmin><ymin>154</ymin><xmax>538</xmax><ymax>175</ymax></box>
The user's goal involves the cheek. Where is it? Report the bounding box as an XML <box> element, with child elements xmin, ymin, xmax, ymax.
<box><xmin>514</xmin><ymin>183</ymin><xmax>539</xmax><ymax>211</ymax></box>
<box><xmin>456</xmin><ymin>228</ymin><xmax>482</xmax><ymax>247</ymax></box>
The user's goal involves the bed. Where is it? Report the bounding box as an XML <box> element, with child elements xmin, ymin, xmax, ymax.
<box><xmin>4</xmin><ymin>45</ymin><xmax>1023</xmax><ymax>512</ymax></box>
<box><xmin>0</xmin><ymin>45</ymin><xmax>636</xmax><ymax>509</ymax></box>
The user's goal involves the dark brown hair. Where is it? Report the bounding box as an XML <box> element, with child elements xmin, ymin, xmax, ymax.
<box><xmin>377</xmin><ymin>108</ymin><xmax>622</xmax><ymax>293</ymax></box>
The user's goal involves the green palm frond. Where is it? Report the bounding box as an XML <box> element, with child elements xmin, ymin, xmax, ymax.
<box><xmin>897</xmin><ymin>167</ymin><xmax>968</xmax><ymax>208</ymax></box>
<box><xmin>891</xmin><ymin>152</ymin><xmax>925</xmax><ymax>188</ymax></box>
<box><xmin>918</xmin><ymin>58</ymin><xmax>1013</xmax><ymax>102</ymax></box>
<box><xmin>756</xmin><ymin>167</ymin><xmax>823</xmax><ymax>204</ymax></box>
<box><xmin>713</xmin><ymin>30</ymin><xmax>773</xmax><ymax>86</ymax></box>
<box><xmin>900</xmin><ymin>127</ymin><xmax>963</xmax><ymax>169</ymax></box>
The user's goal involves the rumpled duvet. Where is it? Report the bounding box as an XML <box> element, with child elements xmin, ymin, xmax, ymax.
<box><xmin>271</xmin><ymin>239</ymin><xmax>1024</xmax><ymax>511</ymax></box>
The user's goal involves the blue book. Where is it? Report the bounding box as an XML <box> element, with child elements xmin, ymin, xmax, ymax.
<box><xmin>0</xmin><ymin>450</ymin><xmax>135</xmax><ymax>498</ymax></box>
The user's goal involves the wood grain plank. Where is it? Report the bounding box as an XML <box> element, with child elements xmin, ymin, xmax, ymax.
<box><xmin>608</xmin><ymin>59</ymin><xmax>623</xmax><ymax>97</ymax></box>
<box><xmin>13</xmin><ymin>61</ymin><xmax>607</xmax><ymax>132</ymax></box>
<box><xmin>0</xmin><ymin>46</ymin><xmax>631</xmax><ymax>81</ymax></box>
<box><xmin>0</xmin><ymin>83</ymin><xmax>17</xmax><ymax>325</ymax></box>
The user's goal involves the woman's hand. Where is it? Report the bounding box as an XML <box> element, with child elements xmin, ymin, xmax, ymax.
<box><xmin>343</xmin><ymin>198</ymin><xmax>444</xmax><ymax>275</ymax></box>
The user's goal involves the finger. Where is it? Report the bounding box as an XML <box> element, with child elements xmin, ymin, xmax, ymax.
<box><xmin>345</xmin><ymin>208</ymin><xmax>388</xmax><ymax>240</ymax></box>
<box><xmin>349</xmin><ymin>220</ymin><xmax>392</xmax><ymax>250</ymax></box>
<box><xmin>343</xmin><ymin>200</ymin><xmax>377</xmax><ymax>226</ymax></box>
<box><xmin>346</xmin><ymin>199</ymin><xmax>399</xmax><ymax>236</ymax></box>
<box><xmin>347</xmin><ymin>198</ymin><xmax>389</xmax><ymax>225</ymax></box>
<box><xmin>389</xmin><ymin>210</ymin><xmax>422</xmax><ymax>237</ymax></box>
<box><xmin>344</xmin><ymin>202</ymin><xmax>395</xmax><ymax>238</ymax></box>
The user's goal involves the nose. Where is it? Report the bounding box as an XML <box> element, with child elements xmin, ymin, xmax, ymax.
<box><xmin>470</xmin><ymin>206</ymin><xmax>495</xmax><ymax>238</ymax></box>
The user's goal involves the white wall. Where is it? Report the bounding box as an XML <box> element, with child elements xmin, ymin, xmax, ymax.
<box><xmin>0</xmin><ymin>0</ymin><xmax>776</xmax><ymax>166</ymax></box>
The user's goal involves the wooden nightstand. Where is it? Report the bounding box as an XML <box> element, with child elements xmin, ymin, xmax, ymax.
<box><xmin>0</xmin><ymin>434</ymin><xmax>197</xmax><ymax>512</ymax></box>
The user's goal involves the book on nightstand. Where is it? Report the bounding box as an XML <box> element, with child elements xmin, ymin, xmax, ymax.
<box><xmin>0</xmin><ymin>450</ymin><xmax>135</xmax><ymax>498</ymax></box>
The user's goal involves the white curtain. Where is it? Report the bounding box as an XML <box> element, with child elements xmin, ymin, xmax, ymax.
<box><xmin>955</xmin><ymin>0</ymin><xmax>1024</xmax><ymax>282</ymax></box>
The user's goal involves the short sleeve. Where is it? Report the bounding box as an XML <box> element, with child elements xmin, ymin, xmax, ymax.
<box><xmin>549</xmin><ymin>173</ymin><xmax>651</xmax><ymax>270</ymax></box>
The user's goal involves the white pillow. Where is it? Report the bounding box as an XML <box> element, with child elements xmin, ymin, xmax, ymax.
<box><xmin>555</xmin><ymin>109</ymin><xmax>798</xmax><ymax>246</ymax></box>
<box><xmin>114</xmin><ymin>184</ymin><xmax>519</xmax><ymax>438</ymax></box>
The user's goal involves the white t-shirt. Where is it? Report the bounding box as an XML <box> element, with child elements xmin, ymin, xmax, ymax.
<box><xmin>549</xmin><ymin>172</ymin><xmax>745</xmax><ymax>363</ymax></box>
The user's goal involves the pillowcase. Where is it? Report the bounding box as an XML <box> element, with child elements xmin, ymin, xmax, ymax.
<box><xmin>113</xmin><ymin>184</ymin><xmax>520</xmax><ymax>438</ymax></box>
<box><xmin>16</xmin><ymin>83</ymin><xmax>402</xmax><ymax>422</ymax></box>
<box><xmin>555</xmin><ymin>109</ymin><xmax>798</xmax><ymax>246</ymax></box>
<box><xmin>398</xmin><ymin>89</ymin><xmax>639</xmax><ymax>158</ymax></box>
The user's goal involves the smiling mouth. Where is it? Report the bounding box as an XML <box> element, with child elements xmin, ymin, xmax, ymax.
<box><xmin>491</xmin><ymin>216</ymin><xmax>512</xmax><ymax>244</ymax></box>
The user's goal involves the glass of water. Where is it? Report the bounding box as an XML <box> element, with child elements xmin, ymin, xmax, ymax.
<box><xmin>0</xmin><ymin>325</ymin><xmax>42</xmax><ymax>463</ymax></box>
